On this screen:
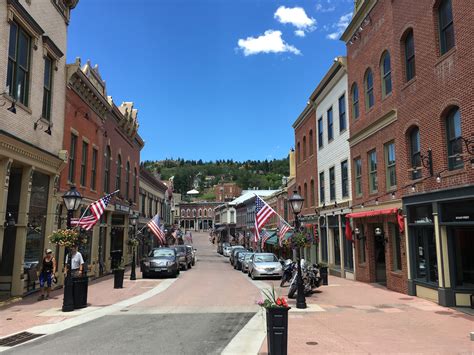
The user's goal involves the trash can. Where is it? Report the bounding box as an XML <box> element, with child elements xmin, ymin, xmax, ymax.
<box><xmin>72</xmin><ymin>276</ymin><xmax>88</xmax><ymax>309</ymax></box>
<box><xmin>114</xmin><ymin>269</ymin><xmax>125</xmax><ymax>289</ymax></box>
<box><xmin>110</xmin><ymin>250</ymin><xmax>123</xmax><ymax>270</ymax></box>
<box><xmin>266</xmin><ymin>307</ymin><xmax>290</xmax><ymax>355</ymax></box>
<box><xmin>319</xmin><ymin>266</ymin><xmax>328</xmax><ymax>286</ymax></box>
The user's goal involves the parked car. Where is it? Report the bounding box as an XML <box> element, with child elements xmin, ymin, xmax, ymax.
<box><xmin>174</xmin><ymin>245</ymin><xmax>193</xmax><ymax>270</ymax></box>
<box><xmin>248</xmin><ymin>253</ymin><xmax>283</xmax><ymax>280</ymax></box>
<box><xmin>141</xmin><ymin>248</ymin><xmax>179</xmax><ymax>278</ymax></box>
<box><xmin>186</xmin><ymin>245</ymin><xmax>197</xmax><ymax>266</ymax></box>
<box><xmin>230</xmin><ymin>246</ymin><xmax>245</xmax><ymax>266</ymax></box>
<box><xmin>223</xmin><ymin>245</ymin><xmax>233</xmax><ymax>257</ymax></box>
<box><xmin>234</xmin><ymin>251</ymin><xmax>250</xmax><ymax>270</ymax></box>
<box><xmin>241</xmin><ymin>253</ymin><xmax>255</xmax><ymax>273</ymax></box>
<box><xmin>218</xmin><ymin>242</ymin><xmax>230</xmax><ymax>255</ymax></box>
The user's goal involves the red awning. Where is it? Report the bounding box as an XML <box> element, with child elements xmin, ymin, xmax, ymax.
<box><xmin>346</xmin><ymin>208</ymin><xmax>398</xmax><ymax>219</ymax></box>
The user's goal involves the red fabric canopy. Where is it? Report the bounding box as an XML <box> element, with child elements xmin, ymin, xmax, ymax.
<box><xmin>346</xmin><ymin>208</ymin><xmax>398</xmax><ymax>219</ymax></box>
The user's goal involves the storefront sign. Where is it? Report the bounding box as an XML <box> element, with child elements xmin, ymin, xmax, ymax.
<box><xmin>115</xmin><ymin>204</ymin><xmax>130</xmax><ymax>214</ymax></box>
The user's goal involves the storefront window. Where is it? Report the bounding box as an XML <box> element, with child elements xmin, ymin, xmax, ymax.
<box><xmin>358</xmin><ymin>224</ymin><xmax>366</xmax><ymax>264</ymax></box>
<box><xmin>344</xmin><ymin>218</ymin><xmax>353</xmax><ymax>270</ymax></box>
<box><xmin>452</xmin><ymin>228</ymin><xmax>474</xmax><ymax>288</ymax></box>
<box><xmin>414</xmin><ymin>227</ymin><xmax>438</xmax><ymax>284</ymax></box>
<box><xmin>389</xmin><ymin>223</ymin><xmax>402</xmax><ymax>272</ymax></box>
<box><xmin>333</xmin><ymin>228</ymin><xmax>340</xmax><ymax>267</ymax></box>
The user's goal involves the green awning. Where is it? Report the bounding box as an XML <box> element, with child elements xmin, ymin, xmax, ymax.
<box><xmin>265</xmin><ymin>234</ymin><xmax>278</xmax><ymax>245</ymax></box>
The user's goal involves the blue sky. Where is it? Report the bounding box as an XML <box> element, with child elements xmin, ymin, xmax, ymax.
<box><xmin>67</xmin><ymin>0</ymin><xmax>353</xmax><ymax>162</ymax></box>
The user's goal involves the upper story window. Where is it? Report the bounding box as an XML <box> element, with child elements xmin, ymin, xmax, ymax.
<box><xmin>7</xmin><ymin>21</ymin><xmax>31</xmax><ymax>106</ymax></box>
<box><xmin>68</xmin><ymin>134</ymin><xmax>77</xmax><ymax>183</ymax></box>
<box><xmin>319</xmin><ymin>171</ymin><xmax>325</xmax><ymax>204</ymax></box>
<box><xmin>365</xmin><ymin>69</ymin><xmax>374</xmax><ymax>110</ymax></box>
<box><xmin>446</xmin><ymin>107</ymin><xmax>463</xmax><ymax>170</ymax></box>
<box><xmin>80</xmin><ymin>141</ymin><xmax>88</xmax><ymax>187</ymax></box>
<box><xmin>304</xmin><ymin>183</ymin><xmax>308</xmax><ymax>208</ymax></box>
<box><xmin>309</xmin><ymin>130</ymin><xmax>314</xmax><ymax>156</ymax></box>
<box><xmin>438</xmin><ymin>0</ymin><xmax>455</xmax><ymax>54</ymax></box>
<box><xmin>368</xmin><ymin>150</ymin><xmax>378</xmax><ymax>194</ymax></box>
<box><xmin>339</xmin><ymin>95</ymin><xmax>346</xmax><ymax>132</ymax></box>
<box><xmin>352</xmin><ymin>83</ymin><xmax>359</xmax><ymax>119</ymax></box>
<box><xmin>125</xmin><ymin>162</ymin><xmax>130</xmax><ymax>200</ymax></box>
<box><xmin>116</xmin><ymin>154</ymin><xmax>122</xmax><ymax>192</ymax></box>
<box><xmin>310</xmin><ymin>179</ymin><xmax>315</xmax><ymax>206</ymax></box>
<box><xmin>381</xmin><ymin>51</ymin><xmax>392</xmax><ymax>97</ymax></box>
<box><xmin>133</xmin><ymin>168</ymin><xmax>137</xmax><ymax>202</ymax></box>
<box><xmin>104</xmin><ymin>146</ymin><xmax>111</xmax><ymax>193</ymax></box>
<box><xmin>410</xmin><ymin>127</ymin><xmax>422</xmax><ymax>180</ymax></box>
<box><xmin>303</xmin><ymin>136</ymin><xmax>307</xmax><ymax>160</ymax></box>
<box><xmin>297</xmin><ymin>142</ymin><xmax>301</xmax><ymax>164</ymax></box>
<box><xmin>341</xmin><ymin>160</ymin><xmax>349</xmax><ymax>198</ymax></box>
<box><xmin>327</xmin><ymin>107</ymin><xmax>334</xmax><ymax>141</ymax></box>
<box><xmin>329</xmin><ymin>166</ymin><xmax>336</xmax><ymax>201</ymax></box>
<box><xmin>404</xmin><ymin>30</ymin><xmax>416</xmax><ymax>81</ymax></box>
<box><xmin>42</xmin><ymin>56</ymin><xmax>53</xmax><ymax>121</ymax></box>
<box><xmin>354</xmin><ymin>157</ymin><xmax>362</xmax><ymax>197</ymax></box>
<box><xmin>384</xmin><ymin>141</ymin><xmax>397</xmax><ymax>189</ymax></box>
<box><xmin>318</xmin><ymin>117</ymin><xmax>323</xmax><ymax>148</ymax></box>
<box><xmin>91</xmin><ymin>148</ymin><xmax>98</xmax><ymax>191</ymax></box>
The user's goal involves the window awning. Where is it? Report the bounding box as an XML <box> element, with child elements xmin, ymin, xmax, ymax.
<box><xmin>264</xmin><ymin>234</ymin><xmax>278</xmax><ymax>245</ymax></box>
<box><xmin>346</xmin><ymin>208</ymin><xmax>399</xmax><ymax>219</ymax></box>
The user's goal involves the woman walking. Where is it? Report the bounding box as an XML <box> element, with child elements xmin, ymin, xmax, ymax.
<box><xmin>38</xmin><ymin>249</ymin><xmax>56</xmax><ymax>301</ymax></box>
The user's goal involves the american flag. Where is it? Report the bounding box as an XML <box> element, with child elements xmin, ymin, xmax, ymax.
<box><xmin>277</xmin><ymin>217</ymin><xmax>291</xmax><ymax>247</ymax></box>
<box><xmin>254</xmin><ymin>196</ymin><xmax>276</xmax><ymax>242</ymax></box>
<box><xmin>260</xmin><ymin>229</ymin><xmax>271</xmax><ymax>250</ymax></box>
<box><xmin>71</xmin><ymin>192</ymin><xmax>115</xmax><ymax>230</ymax></box>
<box><xmin>148</xmin><ymin>214</ymin><xmax>165</xmax><ymax>244</ymax></box>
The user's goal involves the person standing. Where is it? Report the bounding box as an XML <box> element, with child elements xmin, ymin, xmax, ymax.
<box><xmin>65</xmin><ymin>245</ymin><xmax>84</xmax><ymax>278</ymax></box>
<box><xmin>38</xmin><ymin>249</ymin><xmax>56</xmax><ymax>301</ymax></box>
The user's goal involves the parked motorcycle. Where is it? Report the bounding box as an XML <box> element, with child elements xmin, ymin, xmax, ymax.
<box><xmin>287</xmin><ymin>260</ymin><xmax>322</xmax><ymax>299</ymax></box>
<box><xmin>280</xmin><ymin>259</ymin><xmax>296</xmax><ymax>287</ymax></box>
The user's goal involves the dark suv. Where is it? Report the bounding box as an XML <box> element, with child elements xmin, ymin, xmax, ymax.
<box><xmin>174</xmin><ymin>245</ymin><xmax>193</xmax><ymax>270</ymax></box>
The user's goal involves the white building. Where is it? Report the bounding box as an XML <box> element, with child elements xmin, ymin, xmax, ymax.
<box><xmin>313</xmin><ymin>57</ymin><xmax>355</xmax><ymax>280</ymax></box>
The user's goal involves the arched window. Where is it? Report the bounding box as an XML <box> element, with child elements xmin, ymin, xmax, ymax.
<box><xmin>438</xmin><ymin>0</ymin><xmax>455</xmax><ymax>54</ymax></box>
<box><xmin>446</xmin><ymin>107</ymin><xmax>463</xmax><ymax>170</ymax></box>
<box><xmin>310</xmin><ymin>179</ymin><xmax>315</xmax><ymax>207</ymax></box>
<box><xmin>198</xmin><ymin>209</ymin><xmax>202</xmax><ymax>217</ymax></box>
<box><xmin>181</xmin><ymin>209</ymin><xmax>185</xmax><ymax>216</ymax></box>
<box><xmin>304</xmin><ymin>183</ymin><xmax>308</xmax><ymax>208</ymax></box>
<box><xmin>133</xmin><ymin>168</ymin><xmax>137</xmax><ymax>202</ymax></box>
<box><xmin>303</xmin><ymin>136</ymin><xmax>307</xmax><ymax>160</ymax></box>
<box><xmin>116</xmin><ymin>154</ymin><xmax>122</xmax><ymax>192</ymax></box>
<box><xmin>404</xmin><ymin>30</ymin><xmax>416</xmax><ymax>81</ymax></box>
<box><xmin>381</xmin><ymin>51</ymin><xmax>392</xmax><ymax>97</ymax></box>
<box><xmin>208</xmin><ymin>208</ymin><xmax>212</xmax><ymax>216</ymax></box>
<box><xmin>204</xmin><ymin>209</ymin><xmax>207</xmax><ymax>217</ymax></box>
<box><xmin>187</xmin><ymin>209</ymin><xmax>191</xmax><ymax>217</ymax></box>
<box><xmin>104</xmin><ymin>146</ymin><xmax>111</xmax><ymax>193</ymax></box>
<box><xmin>297</xmin><ymin>142</ymin><xmax>301</xmax><ymax>164</ymax></box>
<box><xmin>352</xmin><ymin>83</ymin><xmax>359</xmax><ymax>119</ymax></box>
<box><xmin>125</xmin><ymin>162</ymin><xmax>130</xmax><ymax>200</ymax></box>
<box><xmin>365</xmin><ymin>69</ymin><xmax>374</xmax><ymax>109</ymax></box>
<box><xmin>409</xmin><ymin>127</ymin><xmax>421</xmax><ymax>180</ymax></box>
<box><xmin>192</xmin><ymin>209</ymin><xmax>196</xmax><ymax>217</ymax></box>
<box><xmin>309</xmin><ymin>130</ymin><xmax>314</xmax><ymax>156</ymax></box>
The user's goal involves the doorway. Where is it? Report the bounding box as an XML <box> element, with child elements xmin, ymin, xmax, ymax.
<box><xmin>374</xmin><ymin>225</ymin><xmax>387</xmax><ymax>284</ymax></box>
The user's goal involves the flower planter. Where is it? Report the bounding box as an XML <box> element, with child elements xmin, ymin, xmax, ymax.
<box><xmin>319</xmin><ymin>266</ymin><xmax>328</xmax><ymax>286</ymax></box>
<box><xmin>266</xmin><ymin>307</ymin><xmax>290</xmax><ymax>355</ymax></box>
<box><xmin>113</xmin><ymin>269</ymin><xmax>125</xmax><ymax>289</ymax></box>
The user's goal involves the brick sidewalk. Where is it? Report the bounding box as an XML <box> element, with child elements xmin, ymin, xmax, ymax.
<box><xmin>0</xmin><ymin>267</ymin><xmax>160</xmax><ymax>338</ymax></box>
<box><xmin>259</xmin><ymin>276</ymin><xmax>474</xmax><ymax>354</ymax></box>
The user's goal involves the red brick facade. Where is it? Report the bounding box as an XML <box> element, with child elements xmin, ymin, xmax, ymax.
<box><xmin>214</xmin><ymin>182</ymin><xmax>242</xmax><ymax>202</ymax></box>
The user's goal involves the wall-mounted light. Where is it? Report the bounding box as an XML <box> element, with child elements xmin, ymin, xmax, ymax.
<box><xmin>436</xmin><ymin>173</ymin><xmax>441</xmax><ymax>184</ymax></box>
<box><xmin>391</xmin><ymin>192</ymin><xmax>396</xmax><ymax>199</ymax></box>
<box><xmin>411</xmin><ymin>185</ymin><xmax>416</xmax><ymax>192</ymax></box>
<box><xmin>374</xmin><ymin>227</ymin><xmax>383</xmax><ymax>236</ymax></box>
<box><xmin>375</xmin><ymin>198</ymin><xmax>379</xmax><ymax>206</ymax></box>
<box><xmin>4</xmin><ymin>212</ymin><xmax>15</xmax><ymax>228</ymax></box>
<box><xmin>33</xmin><ymin>117</ymin><xmax>52</xmax><ymax>135</ymax></box>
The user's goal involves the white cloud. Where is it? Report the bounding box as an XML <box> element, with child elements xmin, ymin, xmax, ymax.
<box><xmin>295</xmin><ymin>30</ymin><xmax>305</xmax><ymax>37</ymax></box>
<box><xmin>315</xmin><ymin>3</ymin><xmax>335</xmax><ymax>12</ymax></box>
<box><xmin>237</xmin><ymin>30</ymin><xmax>301</xmax><ymax>56</ymax></box>
<box><xmin>274</xmin><ymin>6</ymin><xmax>316</xmax><ymax>35</ymax></box>
<box><xmin>326</xmin><ymin>12</ymin><xmax>352</xmax><ymax>40</ymax></box>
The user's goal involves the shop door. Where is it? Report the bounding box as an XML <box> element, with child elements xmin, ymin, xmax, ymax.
<box><xmin>333</xmin><ymin>228</ymin><xmax>341</xmax><ymax>267</ymax></box>
<box><xmin>98</xmin><ymin>227</ymin><xmax>107</xmax><ymax>276</ymax></box>
<box><xmin>375</xmin><ymin>228</ymin><xmax>387</xmax><ymax>283</ymax></box>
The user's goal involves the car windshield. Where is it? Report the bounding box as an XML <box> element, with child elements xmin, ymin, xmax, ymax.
<box><xmin>245</xmin><ymin>254</ymin><xmax>254</xmax><ymax>261</ymax></box>
<box><xmin>150</xmin><ymin>249</ymin><xmax>175</xmax><ymax>258</ymax></box>
<box><xmin>254</xmin><ymin>254</ymin><xmax>278</xmax><ymax>263</ymax></box>
<box><xmin>175</xmin><ymin>246</ymin><xmax>186</xmax><ymax>253</ymax></box>
<box><xmin>238</xmin><ymin>253</ymin><xmax>248</xmax><ymax>259</ymax></box>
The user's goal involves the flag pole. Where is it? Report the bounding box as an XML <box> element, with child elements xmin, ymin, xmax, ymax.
<box><xmin>253</xmin><ymin>193</ymin><xmax>293</xmax><ymax>229</ymax></box>
<box><xmin>71</xmin><ymin>190</ymin><xmax>120</xmax><ymax>230</ymax></box>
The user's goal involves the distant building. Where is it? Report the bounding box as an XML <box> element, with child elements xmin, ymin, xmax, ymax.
<box><xmin>213</xmin><ymin>182</ymin><xmax>242</xmax><ymax>202</ymax></box>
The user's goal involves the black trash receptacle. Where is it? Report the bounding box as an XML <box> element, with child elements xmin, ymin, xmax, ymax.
<box><xmin>110</xmin><ymin>250</ymin><xmax>123</xmax><ymax>270</ymax></box>
<box><xmin>319</xmin><ymin>266</ymin><xmax>328</xmax><ymax>286</ymax></box>
<box><xmin>114</xmin><ymin>269</ymin><xmax>125</xmax><ymax>289</ymax></box>
<box><xmin>72</xmin><ymin>276</ymin><xmax>88</xmax><ymax>309</ymax></box>
<box><xmin>266</xmin><ymin>307</ymin><xmax>290</xmax><ymax>355</ymax></box>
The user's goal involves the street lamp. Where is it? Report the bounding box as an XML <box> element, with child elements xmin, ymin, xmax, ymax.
<box><xmin>62</xmin><ymin>185</ymin><xmax>82</xmax><ymax>312</ymax></box>
<box><xmin>129</xmin><ymin>213</ymin><xmax>138</xmax><ymax>280</ymax></box>
<box><xmin>288</xmin><ymin>190</ymin><xmax>307</xmax><ymax>309</ymax></box>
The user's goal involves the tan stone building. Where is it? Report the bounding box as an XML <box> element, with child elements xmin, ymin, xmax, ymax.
<box><xmin>0</xmin><ymin>0</ymin><xmax>78</xmax><ymax>297</ymax></box>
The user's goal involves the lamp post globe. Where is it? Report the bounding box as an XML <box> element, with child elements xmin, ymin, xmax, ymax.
<box><xmin>129</xmin><ymin>213</ymin><xmax>138</xmax><ymax>280</ymax></box>
<box><xmin>62</xmin><ymin>185</ymin><xmax>82</xmax><ymax>312</ymax></box>
<box><xmin>289</xmin><ymin>190</ymin><xmax>307</xmax><ymax>309</ymax></box>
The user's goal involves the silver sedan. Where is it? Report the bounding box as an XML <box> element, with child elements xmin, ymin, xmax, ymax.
<box><xmin>241</xmin><ymin>253</ymin><xmax>255</xmax><ymax>273</ymax></box>
<box><xmin>248</xmin><ymin>253</ymin><xmax>283</xmax><ymax>280</ymax></box>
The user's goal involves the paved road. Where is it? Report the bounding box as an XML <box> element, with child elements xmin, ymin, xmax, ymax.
<box><xmin>7</xmin><ymin>233</ymin><xmax>262</xmax><ymax>355</ymax></box>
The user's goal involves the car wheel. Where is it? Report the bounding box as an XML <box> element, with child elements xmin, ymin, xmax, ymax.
<box><xmin>183</xmin><ymin>263</ymin><xmax>188</xmax><ymax>271</ymax></box>
<box><xmin>192</xmin><ymin>259</ymin><xmax>195</xmax><ymax>266</ymax></box>
<box><xmin>173</xmin><ymin>271</ymin><xmax>178</xmax><ymax>278</ymax></box>
<box><xmin>251</xmin><ymin>272</ymin><xmax>256</xmax><ymax>280</ymax></box>
<box><xmin>248</xmin><ymin>271</ymin><xmax>251</xmax><ymax>277</ymax></box>
<box><xmin>188</xmin><ymin>262</ymin><xmax>192</xmax><ymax>269</ymax></box>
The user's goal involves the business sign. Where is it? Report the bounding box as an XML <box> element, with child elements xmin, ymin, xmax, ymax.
<box><xmin>115</xmin><ymin>204</ymin><xmax>130</xmax><ymax>214</ymax></box>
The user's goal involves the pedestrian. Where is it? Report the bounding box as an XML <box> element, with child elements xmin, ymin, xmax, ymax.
<box><xmin>189</xmin><ymin>231</ymin><xmax>193</xmax><ymax>244</ymax></box>
<box><xmin>37</xmin><ymin>248</ymin><xmax>56</xmax><ymax>301</ymax></box>
<box><xmin>65</xmin><ymin>245</ymin><xmax>84</xmax><ymax>278</ymax></box>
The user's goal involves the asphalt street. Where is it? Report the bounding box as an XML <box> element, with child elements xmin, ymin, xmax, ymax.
<box><xmin>6</xmin><ymin>232</ymin><xmax>262</xmax><ymax>355</ymax></box>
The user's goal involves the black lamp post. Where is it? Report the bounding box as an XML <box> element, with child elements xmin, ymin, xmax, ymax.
<box><xmin>289</xmin><ymin>190</ymin><xmax>307</xmax><ymax>309</ymax></box>
<box><xmin>129</xmin><ymin>213</ymin><xmax>138</xmax><ymax>280</ymax></box>
<box><xmin>62</xmin><ymin>185</ymin><xmax>82</xmax><ymax>312</ymax></box>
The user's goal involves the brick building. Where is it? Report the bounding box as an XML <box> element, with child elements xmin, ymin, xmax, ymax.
<box><xmin>213</xmin><ymin>182</ymin><xmax>242</xmax><ymax>202</ymax></box>
<box><xmin>60</xmin><ymin>59</ymin><xmax>143</xmax><ymax>278</ymax></box>
<box><xmin>179</xmin><ymin>202</ymin><xmax>219</xmax><ymax>231</ymax></box>
<box><xmin>0</xmin><ymin>0</ymin><xmax>77</xmax><ymax>297</ymax></box>
<box><xmin>342</xmin><ymin>0</ymin><xmax>474</xmax><ymax>307</ymax></box>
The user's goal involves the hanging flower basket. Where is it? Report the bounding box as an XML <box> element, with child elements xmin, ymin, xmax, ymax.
<box><xmin>128</xmin><ymin>238</ymin><xmax>139</xmax><ymax>247</ymax></box>
<box><xmin>48</xmin><ymin>229</ymin><xmax>86</xmax><ymax>247</ymax></box>
<box><xmin>290</xmin><ymin>231</ymin><xmax>312</xmax><ymax>248</ymax></box>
